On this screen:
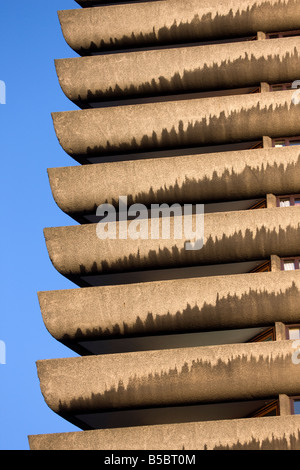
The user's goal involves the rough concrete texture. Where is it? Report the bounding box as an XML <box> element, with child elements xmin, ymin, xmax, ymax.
<box><xmin>55</xmin><ymin>37</ymin><xmax>300</xmax><ymax>103</ymax></box>
<box><xmin>47</xmin><ymin>146</ymin><xmax>300</xmax><ymax>215</ymax></box>
<box><xmin>58</xmin><ymin>0</ymin><xmax>300</xmax><ymax>53</ymax></box>
<box><xmin>51</xmin><ymin>90</ymin><xmax>300</xmax><ymax>160</ymax></box>
<box><xmin>38</xmin><ymin>270</ymin><xmax>300</xmax><ymax>342</ymax></box>
<box><xmin>43</xmin><ymin>206</ymin><xmax>300</xmax><ymax>277</ymax></box>
<box><xmin>28</xmin><ymin>415</ymin><xmax>300</xmax><ymax>450</ymax></box>
<box><xmin>36</xmin><ymin>340</ymin><xmax>300</xmax><ymax>414</ymax></box>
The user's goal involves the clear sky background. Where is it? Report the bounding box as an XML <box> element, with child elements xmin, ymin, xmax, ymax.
<box><xmin>0</xmin><ymin>0</ymin><xmax>84</xmax><ymax>450</ymax></box>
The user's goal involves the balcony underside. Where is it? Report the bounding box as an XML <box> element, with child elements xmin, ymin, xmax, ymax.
<box><xmin>75</xmin><ymin>0</ymin><xmax>130</xmax><ymax>5</ymax></box>
<box><xmin>58</xmin><ymin>0</ymin><xmax>300</xmax><ymax>54</ymax></box>
<box><xmin>76</xmin><ymin>0</ymin><xmax>151</xmax><ymax>5</ymax></box>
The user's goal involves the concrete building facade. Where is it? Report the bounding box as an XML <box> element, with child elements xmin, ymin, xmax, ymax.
<box><xmin>29</xmin><ymin>0</ymin><xmax>300</xmax><ymax>450</ymax></box>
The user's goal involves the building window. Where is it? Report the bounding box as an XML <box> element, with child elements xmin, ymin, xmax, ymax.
<box><xmin>249</xmin><ymin>400</ymin><xmax>279</xmax><ymax>417</ymax></box>
<box><xmin>286</xmin><ymin>325</ymin><xmax>300</xmax><ymax>340</ymax></box>
<box><xmin>250</xmin><ymin>261</ymin><xmax>271</xmax><ymax>273</ymax></box>
<box><xmin>291</xmin><ymin>398</ymin><xmax>300</xmax><ymax>414</ymax></box>
<box><xmin>249</xmin><ymin>200</ymin><xmax>267</xmax><ymax>209</ymax></box>
<box><xmin>277</xmin><ymin>195</ymin><xmax>300</xmax><ymax>207</ymax></box>
<box><xmin>273</xmin><ymin>136</ymin><xmax>300</xmax><ymax>147</ymax></box>
<box><xmin>248</xmin><ymin>328</ymin><xmax>275</xmax><ymax>342</ymax></box>
<box><xmin>248</xmin><ymin>86</ymin><xmax>261</xmax><ymax>94</ymax></box>
<box><xmin>269</xmin><ymin>83</ymin><xmax>293</xmax><ymax>91</ymax></box>
<box><xmin>266</xmin><ymin>30</ymin><xmax>300</xmax><ymax>39</ymax></box>
<box><xmin>281</xmin><ymin>257</ymin><xmax>300</xmax><ymax>271</ymax></box>
<box><xmin>249</xmin><ymin>141</ymin><xmax>263</xmax><ymax>149</ymax></box>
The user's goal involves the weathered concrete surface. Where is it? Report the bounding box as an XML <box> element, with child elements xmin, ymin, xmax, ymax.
<box><xmin>52</xmin><ymin>90</ymin><xmax>300</xmax><ymax>160</ymax></box>
<box><xmin>28</xmin><ymin>415</ymin><xmax>300</xmax><ymax>450</ymax></box>
<box><xmin>38</xmin><ymin>270</ymin><xmax>300</xmax><ymax>342</ymax></box>
<box><xmin>36</xmin><ymin>340</ymin><xmax>300</xmax><ymax>414</ymax></box>
<box><xmin>44</xmin><ymin>206</ymin><xmax>300</xmax><ymax>277</ymax></box>
<box><xmin>55</xmin><ymin>37</ymin><xmax>300</xmax><ymax>104</ymax></box>
<box><xmin>48</xmin><ymin>146</ymin><xmax>300</xmax><ymax>216</ymax></box>
<box><xmin>58</xmin><ymin>0</ymin><xmax>300</xmax><ymax>53</ymax></box>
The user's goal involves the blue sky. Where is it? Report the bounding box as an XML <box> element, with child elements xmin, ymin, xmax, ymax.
<box><xmin>0</xmin><ymin>0</ymin><xmax>84</xmax><ymax>450</ymax></box>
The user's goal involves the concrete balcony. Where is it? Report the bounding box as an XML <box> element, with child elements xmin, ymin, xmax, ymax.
<box><xmin>55</xmin><ymin>37</ymin><xmax>300</xmax><ymax>105</ymax></box>
<box><xmin>35</xmin><ymin>340</ymin><xmax>300</xmax><ymax>418</ymax></box>
<box><xmin>44</xmin><ymin>206</ymin><xmax>300</xmax><ymax>281</ymax></box>
<box><xmin>38</xmin><ymin>270</ymin><xmax>300</xmax><ymax>350</ymax></box>
<box><xmin>48</xmin><ymin>146</ymin><xmax>300</xmax><ymax>220</ymax></box>
<box><xmin>52</xmin><ymin>90</ymin><xmax>300</xmax><ymax>163</ymax></box>
<box><xmin>58</xmin><ymin>0</ymin><xmax>300</xmax><ymax>54</ymax></box>
<box><xmin>28</xmin><ymin>415</ymin><xmax>300</xmax><ymax>450</ymax></box>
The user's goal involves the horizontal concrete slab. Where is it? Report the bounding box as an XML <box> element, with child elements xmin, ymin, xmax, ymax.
<box><xmin>36</xmin><ymin>340</ymin><xmax>300</xmax><ymax>415</ymax></box>
<box><xmin>38</xmin><ymin>270</ymin><xmax>300</xmax><ymax>344</ymax></box>
<box><xmin>44</xmin><ymin>206</ymin><xmax>300</xmax><ymax>278</ymax></box>
<box><xmin>55</xmin><ymin>37</ymin><xmax>300</xmax><ymax>104</ymax></box>
<box><xmin>48</xmin><ymin>146</ymin><xmax>300</xmax><ymax>216</ymax></box>
<box><xmin>58</xmin><ymin>0</ymin><xmax>300</xmax><ymax>53</ymax></box>
<box><xmin>52</xmin><ymin>90</ymin><xmax>300</xmax><ymax>161</ymax></box>
<box><xmin>28</xmin><ymin>415</ymin><xmax>300</xmax><ymax>450</ymax></box>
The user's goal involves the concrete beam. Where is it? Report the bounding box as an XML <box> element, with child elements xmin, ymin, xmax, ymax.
<box><xmin>58</xmin><ymin>0</ymin><xmax>300</xmax><ymax>53</ymax></box>
<box><xmin>55</xmin><ymin>37</ymin><xmax>300</xmax><ymax>104</ymax></box>
<box><xmin>35</xmin><ymin>340</ymin><xmax>300</xmax><ymax>415</ymax></box>
<box><xmin>28</xmin><ymin>415</ymin><xmax>300</xmax><ymax>450</ymax></box>
<box><xmin>51</xmin><ymin>90</ymin><xmax>300</xmax><ymax>161</ymax></box>
<box><xmin>47</xmin><ymin>146</ymin><xmax>300</xmax><ymax>216</ymax></box>
<box><xmin>38</xmin><ymin>270</ymin><xmax>300</xmax><ymax>343</ymax></box>
<box><xmin>43</xmin><ymin>206</ymin><xmax>300</xmax><ymax>278</ymax></box>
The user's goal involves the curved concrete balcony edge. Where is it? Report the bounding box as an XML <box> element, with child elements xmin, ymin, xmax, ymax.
<box><xmin>54</xmin><ymin>37</ymin><xmax>300</xmax><ymax>104</ymax></box>
<box><xmin>58</xmin><ymin>0</ymin><xmax>300</xmax><ymax>54</ymax></box>
<box><xmin>43</xmin><ymin>206</ymin><xmax>300</xmax><ymax>277</ymax></box>
<box><xmin>47</xmin><ymin>146</ymin><xmax>300</xmax><ymax>216</ymax></box>
<box><xmin>28</xmin><ymin>415</ymin><xmax>300</xmax><ymax>450</ymax></box>
<box><xmin>51</xmin><ymin>90</ymin><xmax>300</xmax><ymax>159</ymax></box>
<box><xmin>38</xmin><ymin>270</ymin><xmax>300</xmax><ymax>343</ymax></box>
<box><xmin>35</xmin><ymin>340</ymin><xmax>300</xmax><ymax>415</ymax></box>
